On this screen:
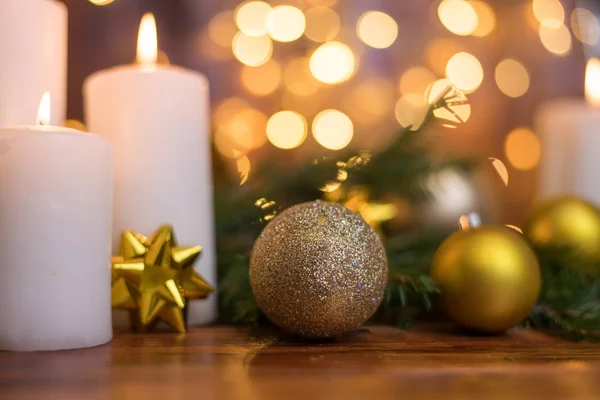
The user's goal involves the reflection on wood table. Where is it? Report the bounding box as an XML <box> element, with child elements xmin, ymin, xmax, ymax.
<box><xmin>1</xmin><ymin>325</ymin><xmax>600</xmax><ymax>400</ymax></box>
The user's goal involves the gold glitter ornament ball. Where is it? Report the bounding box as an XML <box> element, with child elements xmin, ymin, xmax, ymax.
<box><xmin>250</xmin><ymin>201</ymin><xmax>388</xmax><ymax>338</ymax></box>
<box><xmin>525</xmin><ymin>196</ymin><xmax>600</xmax><ymax>266</ymax></box>
<box><xmin>431</xmin><ymin>226</ymin><xmax>541</xmax><ymax>333</ymax></box>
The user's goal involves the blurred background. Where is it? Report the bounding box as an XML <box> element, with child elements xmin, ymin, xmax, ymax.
<box><xmin>61</xmin><ymin>0</ymin><xmax>597</xmax><ymax>226</ymax></box>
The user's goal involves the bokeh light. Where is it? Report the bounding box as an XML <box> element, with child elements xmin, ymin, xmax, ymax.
<box><xmin>213</xmin><ymin>97</ymin><xmax>250</xmax><ymax>129</ymax></box>
<box><xmin>571</xmin><ymin>8</ymin><xmax>600</xmax><ymax>45</ymax></box>
<box><xmin>495</xmin><ymin>59</ymin><xmax>530</xmax><ymax>98</ymax></box>
<box><xmin>282</xmin><ymin>91</ymin><xmax>323</xmax><ymax>117</ymax></box>
<box><xmin>235</xmin><ymin>1</ymin><xmax>272</xmax><ymax>37</ymax></box>
<box><xmin>313</xmin><ymin>110</ymin><xmax>354</xmax><ymax>150</ymax></box>
<box><xmin>199</xmin><ymin>30</ymin><xmax>233</xmax><ymax>61</ymax></box>
<box><xmin>306</xmin><ymin>0</ymin><xmax>337</xmax><ymax>6</ymax></box>
<box><xmin>208</xmin><ymin>11</ymin><xmax>238</xmax><ymax>48</ymax></box>
<box><xmin>395</xmin><ymin>94</ymin><xmax>429</xmax><ymax>131</ymax></box>
<box><xmin>304</xmin><ymin>7</ymin><xmax>340</xmax><ymax>43</ymax></box>
<box><xmin>214</xmin><ymin>105</ymin><xmax>268</xmax><ymax>158</ymax></box>
<box><xmin>232</xmin><ymin>32</ymin><xmax>273</xmax><ymax>66</ymax></box>
<box><xmin>399</xmin><ymin>66</ymin><xmax>436</xmax><ymax>97</ymax></box>
<box><xmin>532</xmin><ymin>0</ymin><xmax>564</xmax><ymax>29</ymax></box>
<box><xmin>88</xmin><ymin>0</ymin><xmax>115</xmax><ymax>5</ymax></box>
<box><xmin>266</xmin><ymin>5</ymin><xmax>306</xmax><ymax>42</ymax></box>
<box><xmin>425</xmin><ymin>38</ymin><xmax>462</xmax><ymax>76</ymax></box>
<box><xmin>585</xmin><ymin>58</ymin><xmax>600</xmax><ymax>106</ymax></box>
<box><xmin>267</xmin><ymin>111</ymin><xmax>307</xmax><ymax>149</ymax></box>
<box><xmin>438</xmin><ymin>0</ymin><xmax>478</xmax><ymax>36</ymax></box>
<box><xmin>241</xmin><ymin>59</ymin><xmax>281</xmax><ymax>96</ymax></box>
<box><xmin>357</xmin><ymin>11</ymin><xmax>398</xmax><ymax>49</ymax></box>
<box><xmin>283</xmin><ymin>57</ymin><xmax>321</xmax><ymax>96</ymax></box>
<box><xmin>504</xmin><ymin>128</ymin><xmax>541</xmax><ymax>170</ymax></box>
<box><xmin>309</xmin><ymin>42</ymin><xmax>356</xmax><ymax>84</ymax></box>
<box><xmin>344</xmin><ymin>77</ymin><xmax>395</xmax><ymax>124</ymax></box>
<box><xmin>539</xmin><ymin>24</ymin><xmax>571</xmax><ymax>56</ymax></box>
<box><xmin>468</xmin><ymin>0</ymin><xmax>496</xmax><ymax>37</ymax></box>
<box><xmin>428</xmin><ymin>79</ymin><xmax>472</xmax><ymax>126</ymax></box>
<box><xmin>445</xmin><ymin>52</ymin><xmax>483</xmax><ymax>93</ymax></box>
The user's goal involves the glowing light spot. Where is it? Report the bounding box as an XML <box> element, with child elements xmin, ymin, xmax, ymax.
<box><xmin>428</xmin><ymin>79</ymin><xmax>471</xmax><ymax>126</ymax></box>
<box><xmin>399</xmin><ymin>66</ymin><xmax>436</xmax><ymax>97</ymax></box>
<box><xmin>199</xmin><ymin>30</ymin><xmax>233</xmax><ymax>61</ymax></box>
<box><xmin>310</xmin><ymin>41</ymin><xmax>356</xmax><ymax>84</ymax></box>
<box><xmin>572</xmin><ymin>8</ymin><xmax>600</xmax><ymax>45</ymax></box>
<box><xmin>585</xmin><ymin>58</ymin><xmax>600</xmax><ymax>107</ymax></box>
<box><xmin>395</xmin><ymin>94</ymin><xmax>429</xmax><ymax>131</ymax></box>
<box><xmin>89</xmin><ymin>0</ymin><xmax>115</xmax><ymax>5</ymax></box>
<box><xmin>306</xmin><ymin>0</ymin><xmax>337</xmax><ymax>6</ymax></box>
<box><xmin>504</xmin><ymin>127</ymin><xmax>541</xmax><ymax>171</ymax></box>
<box><xmin>214</xmin><ymin>106</ymin><xmax>268</xmax><ymax>158</ymax></box>
<box><xmin>241</xmin><ymin>59</ymin><xmax>281</xmax><ymax>96</ymax></box>
<box><xmin>533</xmin><ymin>0</ymin><xmax>564</xmax><ymax>29</ymax></box>
<box><xmin>539</xmin><ymin>24</ymin><xmax>571</xmax><ymax>56</ymax></box>
<box><xmin>468</xmin><ymin>1</ymin><xmax>495</xmax><ymax>37</ymax></box>
<box><xmin>345</xmin><ymin>77</ymin><xmax>395</xmax><ymax>123</ymax></box>
<box><xmin>208</xmin><ymin>11</ymin><xmax>238</xmax><ymax>48</ymax></box>
<box><xmin>495</xmin><ymin>59</ymin><xmax>530</xmax><ymax>98</ymax></box>
<box><xmin>283</xmin><ymin>57</ymin><xmax>321</xmax><ymax>96</ymax></box>
<box><xmin>438</xmin><ymin>0</ymin><xmax>478</xmax><ymax>36</ymax></box>
<box><xmin>232</xmin><ymin>32</ymin><xmax>273</xmax><ymax>66</ymax></box>
<box><xmin>37</xmin><ymin>92</ymin><xmax>51</xmax><ymax>126</ymax></box>
<box><xmin>266</xmin><ymin>5</ymin><xmax>306</xmax><ymax>42</ymax></box>
<box><xmin>305</xmin><ymin>7</ymin><xmax>340</xmax><ymax>43</ymax></box>
<box><xmin>357</xmin><ymin>11</ymin><xmax>398</xmax><ymax>49</ymax></box>
<box><xmin>137</xmin><ymin>13</ymin><xmax>158</xmax><ymax>66</ymax></box>
<box><xmin>445</xmin><ymin>52</ymin><xmax>483</xmax><ymax>93</ymax></box>
<box><xmin>235</xmin><ymin>1</ymin><xmax>272</xmax><ymax>37</ymax></box>
<box><xmin>281</xmin><ymin>91</ymin><xmax>323</xmax><ymax>117</ymax></box>
<box><xmin>213</xmin><ymin>97</ymin><xmax>250</xmax><ymax>129</ymax></box>
<box><xmin>313</xmin><ymin>110</ymin><xmax>354</xmax><ymax>150</ymax></box>
<box><xmin>267</xmin><ymin>111</ymin><xmax>307</xmax><ymax>149</ymax></box>
<box><xmin>425</xmin><ymin>38</ymin><xmax>462</xmax><ymax>76</ymax></box>
<box><xmin>490</xmin><ymin>157</ymin><xmax>509</xmax><ymax>186</ymax></box>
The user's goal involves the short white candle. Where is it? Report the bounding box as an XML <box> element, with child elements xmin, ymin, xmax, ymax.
<box><xmin>536</xmin><ymin>58</ymin><xmax>600</xmax><ymax>204</ymax></box>
<box><xmin>0</xmin><ymin>94</ymin><xmax>114</xmax><ymax>351</ymax></box>
<box><xmin>0</xmin><ymin>0</ymin><xmax>67</xmax><ymax>126</ymax></box>
<box><xmin>83</xmin><ymin>14</ymin><xmax>216</xmax><ymax>326</ymax></box>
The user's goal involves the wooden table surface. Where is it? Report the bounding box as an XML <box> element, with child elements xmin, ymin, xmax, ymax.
<box><xmin>1</xmin><ymin>325</ymin><xmax>600</xmax><ymax>400</ymax></box>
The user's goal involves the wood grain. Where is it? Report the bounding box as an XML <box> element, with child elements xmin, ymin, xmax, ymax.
<box><xmin>1</xmin><ymin>325</ymin><xmax>600</xmax><ymax>400</ymax></box>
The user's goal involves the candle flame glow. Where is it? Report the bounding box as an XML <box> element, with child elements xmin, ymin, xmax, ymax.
<box><xmin>585</xmin><ymin>58</ymin><xmax>600</xmax><ymax>107</ymax></box>
<box><xmin>37</xmin><ymin>92</ymin><xmax>51</xmax><ymax>126</ymax></box>
<box><xmin>137</xmin><ymin>13</ymin><xmax>158</xmax><ymax>66</ymax></box>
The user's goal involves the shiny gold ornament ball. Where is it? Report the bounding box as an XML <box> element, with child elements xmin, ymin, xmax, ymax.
<box><xmin>431</xmin><ymin>226</ymin><xmax>541</xmax><ymax>333</ymax></box>
<box><xmin>525</xmin><ymin>196</ymin><xmax>600</xmax><ymax>264</ymax></box>
<box><xmin>250</xmin><ymin>201</ymin><xmax>388</xmax><ymax>338</ymax></box>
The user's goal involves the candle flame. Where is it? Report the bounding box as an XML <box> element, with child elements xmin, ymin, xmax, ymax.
<box><xmin>37</xmin><ymin>92</ymin><xmax>51</xmax><ymax>126</ymax></box>
<box><xmin>585</xmin><ymin>58</ymin><xmax>600</xmax><ymax>107</ymax></box>
<box><xmin>137</xmin><ymin>13</ymin><xmax>158</xmax><ymax>66</ymax></box>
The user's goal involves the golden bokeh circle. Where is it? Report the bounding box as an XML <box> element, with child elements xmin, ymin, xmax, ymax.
<box><xmin>309</xmin><ymin>42</ymin><xmax>356</xmax><ymax>84</ymax></box>
<box><xmin>445</xmin><ymin>52</ymin><xmax>483</xmax><ymax>93</ymax></box>
<box><xmin>357</xmin><ymin>11</ymin><xmax>398</xmax><ymax>49</ymax></box>
<box><xmin>267</xmin><ymin>111</ymin><xmax>308</xmax><ymax>149</ymax></box>
<box><xmin>305</xmin><ymin>7</ymin><xmax>341</xmax><ymax>43</ymax></box>
<box><xmin>495</xmin><ymin>59</ymin><xmax>530</xmax><ymax>98</ymax></box>
<box><xmin>241</xmin><ymin>59</ymin><xmax>282</xmax><ymax>96</ymax></box>
<box><xmin>312</xmin><ymin>109</ymin><xmax>354</xmax><ymax>150</ymax></box>
<box><xmin>232</xmin><ymin>32</ymin><xmax>273</xmax><ymax>66</ymax></box>
<box><xmin>505</xmin><ymin>127</ymin><xmax>541</xmax><ymax>171</ymax></box>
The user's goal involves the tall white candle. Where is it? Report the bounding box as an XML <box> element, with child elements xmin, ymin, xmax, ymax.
<box><xmin>0</xmin><ymin>0</ymin><xmax>67</xmax><ymax>126</ymax></box>
<box><xmin>0</xmin><ymin>95</ymin><xmax>114</xmax><ymax>351</ymax></box>
<box><xmin>83</xmin><ymin>14</ymin><xmax>216</xmax><ymax>326</ymax></box>
<box><xmin>536</xmin><ymin>58</ymin><xmax>600</xmax><ymax>204</ymax></box>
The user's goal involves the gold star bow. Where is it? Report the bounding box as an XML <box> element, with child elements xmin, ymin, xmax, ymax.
<box><xmin>111</xmin><ymin>225</ymin><xmax>213</xmax><ymax>333</ymax></box>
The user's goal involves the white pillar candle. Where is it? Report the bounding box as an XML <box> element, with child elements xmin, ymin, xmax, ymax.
<box><xmin>535</xmin><ymin>58</ymin><xmax>600</xmax><ymax>203</ymax></box>
<box><xmin>83</xmin><ymin>14</ymin><xmax>216</xmax><ymax>326</ymax></box>
<box><xmin>0</xmin><ymin>0</ymin><xmax>67</xmax><ymax>126</ymax></box>
<box><xmin>0</xmin><ymin>95</ymin><xmax>114</xmax><ymax>351</ymax></box>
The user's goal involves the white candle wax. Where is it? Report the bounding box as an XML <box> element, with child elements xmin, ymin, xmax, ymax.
<box><xmin>535</xmin><ymin>99</ymin><xmax>600</xmax><ymax>203</ymax></box>
<box><xmin>0</xmin><ymin>126</ymin><xmax>114</xmax><ymax>351</ymax></box>
<box><xmin>84</xmin><ymin>65</ymin><xmax>216</xmax><ymax>326</ymax></box>
<box><xmin>0</xmin><ymin>0</ymin><xmax>67</xmax><ymax>126</ymax></box>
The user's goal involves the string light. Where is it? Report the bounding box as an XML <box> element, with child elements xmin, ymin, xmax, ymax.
<box><xmin>267</xmin><ymin>111</ymin><xmax>307</xmax><ymax>149</ymax></box>
<box><xmin>309</xmin><ymin>42</ymin><xmax>356</xmax><ymax>84</ymax></box>
<box><xmin>495</xmin><ymin>59</ymin><xmax>530</xmax><ymax>98</ymax></box>
<box><xmin>312</xmin><ymin>110</ymin><xmax>354</xmax><ymax>150</ymax></box>
<box><xmin>266</xmin><ymin>5</ymin><xmax>306</xmax><ymax>42</ymax></box>
<box><xmin>232</xmin><ymin>32</ymin><xmax>273</xmax><ymax>66</ymax></box>
<box><xmin>357</xmin><ymin>11</ymin><xmax>398</xmax><ymax>49</ymax></box>
<box><xmin>445</xmin><ymin>52</ymin><xmax>483</xmax><ymax>93</ymax></box>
